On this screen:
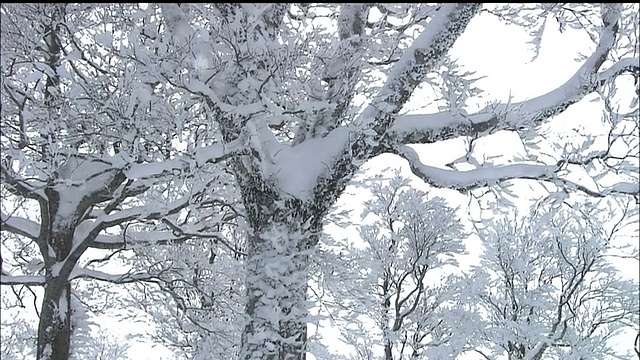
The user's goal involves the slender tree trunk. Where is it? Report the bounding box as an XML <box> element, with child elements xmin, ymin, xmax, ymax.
<box><xmin>240</xmin><ymin>217</ymin><xmax>315</xmax><ymax>360</ymax></box>
<box><xmin>37</xmin><ymin>277</ymin><xmax>71</xmax><ymax>360</ymax></box>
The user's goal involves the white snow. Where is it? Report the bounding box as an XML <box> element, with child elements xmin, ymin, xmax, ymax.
<box><xmin>0</xmin><ymin>212</ymin><xmax>40</xmax><ymax>240</ymax></box>
<box><xmin>58</xmin><ymin>288</ymin><xmax>68</xmax><ymax>320</ymax></box>
<box><xmin>272</xmin><ymin>127</ymin><xmax>350</xmax><ymax>199</ymax></box>
<box><xmin>398</xmin><ymin>145</ymin><xmax>558</xmax><ymax>190</ymax></box>
<box><xmin>53</xmin><ymin>156</ymin><xmax>121</xmax><ymax>224</ymax></box>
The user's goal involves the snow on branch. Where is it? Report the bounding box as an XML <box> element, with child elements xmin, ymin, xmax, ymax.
<box><xmin>397</xmin><ymin>145</ymin><xmax>639</xmax><ymax>197</ymax></box>
<box><xmin>88</xmin><ymin>231</ymin><xmax>182</xmax><ymax>250</ymax></box>
<box><xmin>69</xmin><ymin>268</ymin><xmax>158</xmax><ymax>284</ymax></box>
<box><xmin>398</xmin><ymin>145</ymin><xmax>557</xmax><ymax>190</ymax></box>
<box><xmin>0</xmin><ymin>162</ymin><xmax>46</xmax><ymax>201</ymax></box>
<box><xmin>89</xmin><ymin>225</ymin><xmax>246</xmax><ymax>257</ymax></box>
<box><xmin>356</xmin><ymin>4</ymin><xmax>482</xmax><ymax>134</ymax></box>
<box><xmin>311</xmin><ymin>4</ymin><xmax>482</xmax><ymax>203</ymax></box>
<box><xmin>0</xmin><ymin>274</ymin><xmax>46</xmax><ymax>286</ymax></box>
<box><xmin>1</xmin><ymin>212</ymin><xmax>40</xmax><ymax>241</ymax></box>
<box><xmin>389</xmin><ymin>5</ymin><xmax>633</xmax><ymax>146</ymax></box>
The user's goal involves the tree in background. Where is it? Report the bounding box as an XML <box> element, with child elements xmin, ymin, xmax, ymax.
<box><xmin>461</xmin><ymin>196</ymin><xmax>639</xmax><ymax>360</ymax></box>
<box><xmin>2</xmin><ymin>3</ymin><xmax>638</xmax><ymax>360</ymax></box>
<box><xmin>316</xmin><ymin>171</ymin><xmax>468</xmax><ymax>359</ymax></box>
<box><xmin>126</xmin><ymin>236</ymin><xmax>246</xmax><ymax>360</ymax></box>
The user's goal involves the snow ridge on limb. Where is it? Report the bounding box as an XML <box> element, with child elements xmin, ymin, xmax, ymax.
<box><xmin>397</xmin><ymin>145</ymin><xmax>639</xmax><ymax>197</ymax></box>
<box><xmin>0</xmin><ymin>274</ymin><xmax>46</xmax><ymax>286</ymax></box>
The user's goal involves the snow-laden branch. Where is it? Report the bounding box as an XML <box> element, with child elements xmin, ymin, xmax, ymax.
<box><xmin>1</xmin><ymin>212</ymin><xmax>40</xmax><ymax>241</ymax></box>
<box><xmin>356</xmin><ymin>4</ymin><xmax>482</xmax><ymax>134</ymax></box>
<box><xmin>398</xmin><ymin>145</ymin><xmax>558</xmax><ymax>190</ymax></box>
<box><xmin>161</xmin><ymin>218</ymin><xmax>247</xmax><ymax>257</ymax></box>
<box><xmin>88</xmin><ymin>223</ymin><xmax>246</xmax><ymax>256</ymax></box>
<box><xmin>389</xmin><ymin>6</ymin><xmax>633</xmax><ymax>146</ymax></box>
<box><xmin>0</xmin><ymin>274</ymin><xmax>46</xmax><ymax>286</ymax></box>
<box><xmin>69</xmin><ymin>268</ymin><xmax>158</xmax><ymax>284</ymax></box>
<box><xmin>122</xmin><ymin>142</ymin><xmax>230</xmax><ymax>181</ymax></box>
<box><xmin>88</xmin><ymin>230</ymin><xmax>182</xmax><ymax>249</ymax></box>
<box><xmin>397</xmin><ymin>145</ymin><xmax>639</xmax><ymax>196</ymax></box>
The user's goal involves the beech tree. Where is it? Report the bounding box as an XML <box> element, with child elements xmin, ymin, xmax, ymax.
<box><xmin>461</xmin><ymin>196</ymin><xmax>639</xmax><ymax>360</ymax></box>
<box><xmin>2</xmin><ymin>3</ymin><xmax>639</xmax><ymax>360</ymax></box>
<box><xmin>152</xmin><ymin>4</ymin><xmax>637</xmax><ymax>359</ymax></box>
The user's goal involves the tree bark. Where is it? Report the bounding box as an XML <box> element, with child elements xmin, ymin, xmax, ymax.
<box><xmin>35</xmin><ymin>187</ymin><xmax>80</xmax><ymax>360</ymax></box>
<box><xmin>241</xmin><ymin>222</ymin><xmax>312</xmax><ymax>360</ymax></box>
<box><xmin>37</xmin><ymin>278</ymin><xmax>71</xmax><ymax>360</ymax></box>
<box><xmin>240</xmin><ymin>209</ymin><xmax>318</xmax><ymax>360</ymax></box>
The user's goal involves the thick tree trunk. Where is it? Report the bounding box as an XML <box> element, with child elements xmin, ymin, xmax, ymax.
<box><xmin>37</xmin><ymin>277</ymin><xmax>71</xmax><ymax>360</ymax></box>
<box><xmin>240</xmin><ymin>220</ymin><xmax>314</xmax><ymax>360</ymax></box>
<box><xmin>36</xmin><ymin>186</ymin><xmax>79</xmax><ymax>360</ymax></box>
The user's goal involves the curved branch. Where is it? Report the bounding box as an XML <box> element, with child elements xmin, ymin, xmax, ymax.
<box><xmin>396</xmin><ymin>145</ymin><xmax>639</xmax><ymax>196</ymax></box>
<box><xmin>1</xmin><ymin>212</ymin><xmax>40</xmax><ymax>241</ymax></box>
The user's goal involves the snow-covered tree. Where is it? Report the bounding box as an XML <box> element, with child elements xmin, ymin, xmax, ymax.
<box><xmin>462</xmin><ymin>196</ymin><xmax>639</xmax><ymax>360</ymax></box>
<box><xmin>317</xmin><ymin>171</ymin><xmax>468</xmax><ymax>359</ymax></box>
<box><xmin>1</xmin><ymin>4</ymin><xmax>237</xmax><ymax>359</ymax></box>
<box><xmin>2</xmin><ymin>3</ymin><xmax>638</xmax><ymax>360</ymax></box>
<box><xmin>152</xmin><ymin>4</ymin><xmax>637</xmax><ymax>359</ymax></box>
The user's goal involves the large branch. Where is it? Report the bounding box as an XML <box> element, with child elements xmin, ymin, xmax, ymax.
<box><xmin>396</xmin><ymin>145</ymin><xmax>639</xmax><ymax>196</ymax></box>
<box><xmin>0</xmin><ymin>274</ymin><xmax>46</xmax><ymax>286</ymax></box>
<box><xmin>70</xmin><ymin>268</ymin><xmax>158</xmax><ymax>284</ymax></box>
<box><xmin>310</xmin><ymin>4</ymin><xmax>481</xmax><ymax>203</ymax></box>
<box><xmin>89</xmin><ymin>225</ymin><xmax>245</xmax><ymax>257</ymax></box>
<box><xmin>357</xmin><ymin>4</ymin><xmax>482</xmax><ymax>136</ymax></box>
<box><xmin>389</xmin><ymin>5</ymin><xmax>633</xmax><ymax>146</ymax></box>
